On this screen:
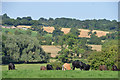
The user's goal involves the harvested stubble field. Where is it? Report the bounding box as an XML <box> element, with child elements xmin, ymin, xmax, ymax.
<box><xmin>41</xmin><ymin>45</ymin><xmax>61</xmax><ymax>57</ymax></box>
<box><xmin>92</xmin><ymin>30</ymin><xmax>109</xmax><ymax>37</ymax></box>
<box><xmin>78</xmin><ymin>29</ymin><xmax>90</xmax><ymax>38</ymax></box>
<box><xmin>87</xmin><ymin>45</ymin><xmax>102</xmax><ymax>51</ymax></box>
<box><xmin>43</xmin><ymin>27</ymin><xmax>55</xmax><ymax>33</ymax></box>
<box><xmin>43</xmin><ymin>27</ymin><xmax>109</xmax><ymax>38</ymax></box>
<box><xmin>2</xmin><ymin>64</ymin><xmax>118</xmax><ymax>78</ymax></box>
<box><xmin>61</xmin><ymin>28</ymin><xmax>71</xmax><ymax>34</ymax></box>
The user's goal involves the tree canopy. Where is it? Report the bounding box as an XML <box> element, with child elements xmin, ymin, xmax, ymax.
<box><xmin>2</xmin><ymin>33</ymin><xmax>49</xmax><ymax>64</ymax></box>
<box><xmin>87</xmin><ymin>40</ymin><xmax>118</xmax><ymax>70</ymax></box>
<box><xmin>2</xmin><ymin>14</ymin><xmax>118</xmax><ymax>31</ymax></box>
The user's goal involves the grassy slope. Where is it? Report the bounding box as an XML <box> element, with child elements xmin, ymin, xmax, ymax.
<box><xmin>2</xmin><ymin>64</ymin><xmax>118</xmax><ymax>78</ymax></box>
<box><xmin>2</xmin><ymin>28</ymin><xmax>37</xmax><ymax>37</ymax></box>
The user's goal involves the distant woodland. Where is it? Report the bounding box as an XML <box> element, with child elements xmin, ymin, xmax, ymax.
<box><xmin>1</xmin><ymin>13</ymin><xmax>118</xmax><ymax>31</ymax></box>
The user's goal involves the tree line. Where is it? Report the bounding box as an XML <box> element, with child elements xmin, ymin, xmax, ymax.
<box><xmin>2</xmin><ymin>13</ymin><xmax>118</xmax><ymax>31</ymax></box>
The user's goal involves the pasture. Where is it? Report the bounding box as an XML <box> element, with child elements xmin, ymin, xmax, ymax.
<box><xmin>2</xmin><ymin>28</ymin><xmax>37</xmax><ymax>37</ymax></box>
<box><xmin>2</xmin><ymin>64</ymin><xmax>118</xmax><ymax>78</ymax></box>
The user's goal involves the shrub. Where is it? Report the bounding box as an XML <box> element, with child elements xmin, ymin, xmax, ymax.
<box><xmin>50</xmin><ymin>61</ymin><xmax>64</xmax><ymax>70</ymax></box>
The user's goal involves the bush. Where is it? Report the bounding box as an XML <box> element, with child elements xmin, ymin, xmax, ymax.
<box><xmin>58</xmin><ymin>54</ymin><xmax>72</xmax><ymax>63</ymax></box>
<box><xmin>50</xmin><ymin>61</ymin><xmax>64</xmax><ymax>70</ymax></box>
<box><xmin>2</xmin><ymin>56</ymin><xmax>15</xmax><ymax>64</ymax></box>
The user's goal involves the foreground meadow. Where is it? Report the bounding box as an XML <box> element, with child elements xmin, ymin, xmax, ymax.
<box><xmin>2</xmin><ymin>64</ymin><xmax>118</xmax><ymax>78</ymax></box>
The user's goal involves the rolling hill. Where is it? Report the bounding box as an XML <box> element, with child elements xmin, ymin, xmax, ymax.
<box><xmin>43</xmin><ymin>27</ymin><xmax>109</xmax><ymax>38</ymax></box>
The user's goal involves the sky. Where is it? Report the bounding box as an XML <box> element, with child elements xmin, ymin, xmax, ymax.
<box><xmin>2</xmin><ymin>2</ymin><xmax>118</xmax><ymax>20</ymax></box>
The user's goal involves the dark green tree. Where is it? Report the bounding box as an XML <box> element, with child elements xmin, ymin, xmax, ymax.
<box><xmin>52</xmin><ymin>27</ymin><xmax>64</xmax><ymax>37</ymax></box>
<box><xmin>70</xmin><ymin>27</ymin><xmax>80</xmax><ymax>36</ymax></box>
<box><xmin>88</xmin><ymin>33</ymin><xmax>102</xmax><ymax>45</ymax></box>
<box><xmin>2</xmin><ymin>34</ymin><xmax>49</xmax><ymax>64</ymax></box>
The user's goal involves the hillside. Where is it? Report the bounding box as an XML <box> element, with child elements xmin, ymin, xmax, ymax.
<box><xmin>43</xmin><ymin>27</ymin><xmax>109</xmax><ymax>38</ymax></box>
<box><xmin>2</xmin><ymin>14</ymin><xmax>118</xmax><ymax>31</ymax></box>
<box><xmin>2</xmin><ymin>28</ymin><xmax>38</xmax><ymax>37</ymax></box>
<box><xmin>2</xmin><ymin>26</ymin><xmax>110</xmax><ymax>38</ymax></box>
<box><xmin>2</xmin><ymin>14</ymin><xmax>118</xmax><ymax>65</ymax></box>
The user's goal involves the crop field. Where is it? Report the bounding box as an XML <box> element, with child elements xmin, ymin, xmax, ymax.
<box><xmin>2</xmin><ymin>64</ymin><xmax>118</xmax><ymax>78</ymax></box>
<box><xmin>61</xmin><ymin>28</ymin><xmax>71</xmax><ymax>34</ymax></box>
<box><xmin>78</xmin><ymin>29</ymin><xmax>91</xmax><ymax>38</ymax></box>
<box><xmin>87</xmin><ymin>45</ymin><xmax>102</xmax><ymax>51</ymax></box>
<box><xmin>41</xmin><ymin>45</ymin><xmax>61</xmax><ymax>57</ymax></box>
<box><xmin>43</xmin><ymin>27</ymin><xmax>55</xmax><ymax>33</ymax></box>
<box><xmin>42</xmin><ymin>27</ymin><xmax>109</xmax><ymax>38</ymax></box>
<box><xmin>92</xmin><ymin>30</ymin><xmax>109</xmax><ymax>37</ymax></box>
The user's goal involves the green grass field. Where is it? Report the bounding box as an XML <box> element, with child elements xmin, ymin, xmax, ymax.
<box><xmin>2</xmin><ymin>64</ymin><xmax>119</xmax><ymax>78</ymax></box>
<box><xmin>2</xmin><ymin>28</ymin><xmax>37</xmax><ymax>37</ymax></box>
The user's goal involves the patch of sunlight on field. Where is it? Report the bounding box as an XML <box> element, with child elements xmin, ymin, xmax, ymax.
<box><xmin>2</xmin><ymin>64</ymin><xmax>47</xmax><ymax>71</ymax></box>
